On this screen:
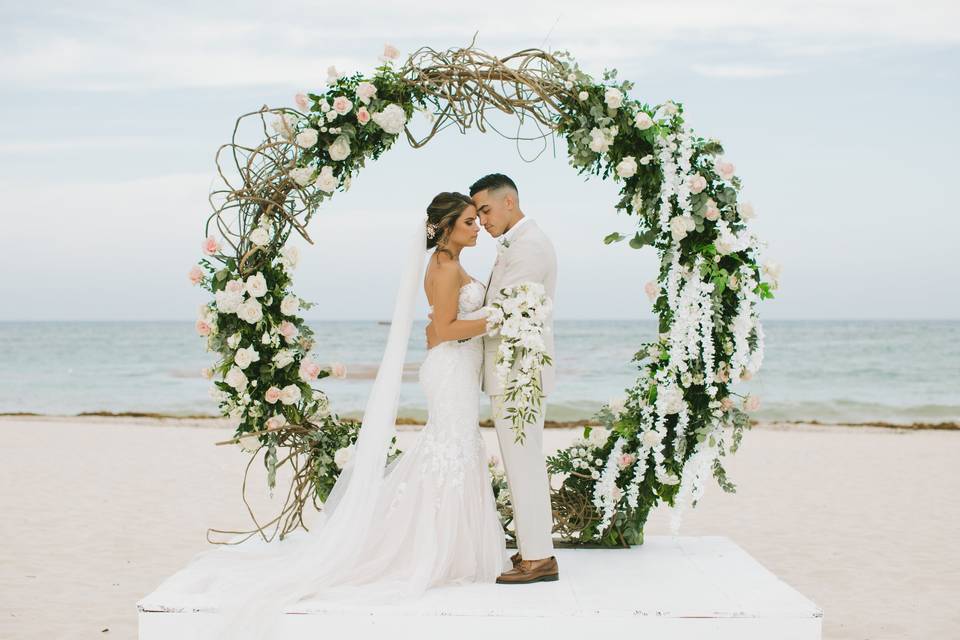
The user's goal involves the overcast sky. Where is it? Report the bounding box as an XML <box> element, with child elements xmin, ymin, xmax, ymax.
<box><xmin>1</xmin><ymin>0</ymin><xmax>957</xmax><ymax>321</ymax></box>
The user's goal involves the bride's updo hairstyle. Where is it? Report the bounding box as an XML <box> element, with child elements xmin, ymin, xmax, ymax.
<box><xmin>425</xmin><ymin>191</ymin><xmax>473</xmax><ymax>253</ymax></box>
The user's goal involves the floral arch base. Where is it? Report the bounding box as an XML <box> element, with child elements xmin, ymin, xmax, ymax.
<box><xmin>192</xmin><ymin>39</ymin><xmax>775</xmax><ymax>548</ymax></box>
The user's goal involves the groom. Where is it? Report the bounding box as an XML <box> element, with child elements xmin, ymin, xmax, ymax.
<box><xmin>469</xmin><ymin>173</ymin><xmax>559</xmax><ymax>585</ymax></box>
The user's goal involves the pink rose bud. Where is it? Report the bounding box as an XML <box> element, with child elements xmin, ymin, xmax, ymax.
<box><xmin>195</xmin><ymin>319</ymin><xmax>211</xmax><ymax>336</ymax></box>
<box><xmin>202</xmin><ymin>235</ymin><xmax>220</xmax><ymax>256</ymax></box>
<box><xmin>329</xmin><ymin>362</ymin><xmax>347</xmax><ymax>379</ymax></box>
<box><xmin>188</xmin><ymin>265</ymin><xmax>203</xmax><ymax>284</ymax></box>
<box><xmin>357</xmin><ymin>106</ymin><xmax>371</xmax><ymax>125</ymax></box>
<box><xmin>617</xmin><ymin>453</ymin><xmax>636</xmax><ymax>469</ymax></box>
<box><xmin>265</xmin><ymin>386</ymin><xmax>282</xmax><ymax>404</ymax></box>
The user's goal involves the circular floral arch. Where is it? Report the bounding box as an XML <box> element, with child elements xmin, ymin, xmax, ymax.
<box><xmin>193</xmin><ymin>40</ymin><xmax>776</xmax><ymax>547</ymax></box>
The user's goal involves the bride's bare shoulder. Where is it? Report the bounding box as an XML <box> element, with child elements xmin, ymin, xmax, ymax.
<box><xmin>424</xmin><ymin>253</ymin><xmax>464</xmax><ymax>294</ymax></box>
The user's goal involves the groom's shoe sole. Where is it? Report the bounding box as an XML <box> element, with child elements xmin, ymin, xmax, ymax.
<box><xmin>496</xmin><ymin>573</ymin><xmax>559</xmax><ymax>584</ymax></box>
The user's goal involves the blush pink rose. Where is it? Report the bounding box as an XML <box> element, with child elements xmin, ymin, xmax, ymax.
<box><xmin>617</xmin><ymin>453</ymin><xmax>636</xmax><ymax>469</ymax></box>
<box><xmin>381</xmin><ymin>43</ymin><xmax>400</xmax><ymax>61</ymax></box>
<box><xmin>299</xmin><ymin>359</ymin><xmax>322</xmax><ymax>381</ymax></box>
<box><xmin>188</xmin><ymin>265</ymin><xmax>203</xmax><ymax>284</ymax></box>
<box><xmin>687</xmin><ymin>174</ymin><xmax>707</xmax><ymax>195</ymax></box>
<box><xmin>264</xmin><ymin>386</ymin><xmax>282</xmax><ymax>404</ymax></box>
<box><xmin>714</xmin><ymin>158</ymin><xmax>736</xmax><ymax>181</ymax></box>
<box><xmin>720</xmin><ymin>397</ymin><xmax>734</xmax><ymax>411</ymax></box>
<box><xmin>195</xmin><ymin>319</ymin><xmax>211</xmax><ymax>336</ymax></box>
<box><xmin>225</xmin><ymin>279</ymin><xmax>244</xmax><ymax>294</ymax></box>
<box><xmin>743</xmin><ymin>394</ymin><xmax>761</xmax><ymax>411</ymax></box>
<box><xmin>294</xmin><ymin>92</ymin><xmax>309</xmax><ymax>110</ymax></box>
<box><xmin>704</xmin><ymin>198</ymin><xmax>721</xmax><ymax>221</ymax></box>
<box><xmin>332</xmin><ymin>96</ymin><xmax>353</xmax><ymax>115</ymax></box>
<box><xmin>328</xmin><ymin>362</ymin><xmax>347</xmax><ymax>379</ymax></box>
<box><xmin>644</xmin><ymin>280</ymin><xmax>659</xmax><ymax>303</ymax></box>
<box><xmin>356</xmin><ymin>106</ymin><xmax>371</xmax><ymax>125</ymax></box>
<box><xmin>278</xmin><ymin>320</ymin><xmax>299</xmax><ymax>342</ymax></box>
<box><xmin>202</xmin><ymin>235</ymin><xmax>220</xmax><ymax>256</ymax></box>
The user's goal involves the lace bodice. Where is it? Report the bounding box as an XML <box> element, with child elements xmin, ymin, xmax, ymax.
<box><xmin>428</xmin><ymin>278</ymin><xmax>486</xmax><ymax>318</ymax></box>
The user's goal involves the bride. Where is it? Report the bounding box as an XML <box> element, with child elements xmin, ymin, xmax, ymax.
<box><xmin>165</xmin><ymin>192</ymin><xmax>510</xmax><ymax>638</ymax></box>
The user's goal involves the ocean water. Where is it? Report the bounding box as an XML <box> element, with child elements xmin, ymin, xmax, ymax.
<box><xmin>0</xmin><ymin>320</ymin><xmax>957</xmax><ymax>425</ymax></box>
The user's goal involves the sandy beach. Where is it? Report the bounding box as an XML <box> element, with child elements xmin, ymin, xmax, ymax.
<box><xmin>1</xmin><ymin>415</ymin><xmax>957</xmax><ymax>639</ymax></box>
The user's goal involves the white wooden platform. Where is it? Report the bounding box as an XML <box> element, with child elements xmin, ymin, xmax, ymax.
<box><xmin>138</xmin><ymin>536</ymin><xmax>822</xmax><ymax>639</ymax></box>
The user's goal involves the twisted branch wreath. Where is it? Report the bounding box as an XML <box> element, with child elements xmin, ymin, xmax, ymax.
<box><xmin>193</xmin><ymin>37</ymin><xmax>774</xmax><ymax>546</ymax></box>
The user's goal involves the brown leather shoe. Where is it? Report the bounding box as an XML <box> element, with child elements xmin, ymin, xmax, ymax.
<box><xmin>496</xmin><ymin>556</ymin><xmax>559</xmax><ymax>584</ymax></box>
<box><xmin>510</xmin><ymin>551</ymin><xmax>522</xmax><ymax>568</ymax></box>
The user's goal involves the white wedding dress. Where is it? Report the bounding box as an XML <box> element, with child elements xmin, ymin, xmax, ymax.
<box><xmin>159</xmin><ymin>219</ymin><xmax>510</xmax><ymax>638</ymax></box>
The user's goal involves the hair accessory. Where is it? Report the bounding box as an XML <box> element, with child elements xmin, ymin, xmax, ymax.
<box><xmin>425</xmin><ymin>222</ymin><xmax>437</xmax><ymax>239</ymax></box>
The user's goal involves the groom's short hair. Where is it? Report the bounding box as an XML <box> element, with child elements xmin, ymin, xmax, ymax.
<box><xmin>469</xmin><ymin>173</ymin><xmax>518</xmax><ymax>198</ymax></box>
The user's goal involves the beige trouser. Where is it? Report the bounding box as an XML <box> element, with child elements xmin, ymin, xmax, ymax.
<box><xmin>490</xmin><ymin>394</ymin><xmax>555</xmax><ymax>561</ymax></box>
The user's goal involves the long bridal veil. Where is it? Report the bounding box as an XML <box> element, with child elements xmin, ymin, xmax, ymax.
<box><xmin>173</xmin><ymin>215</ymin><xmax>429</xmax><ymax>639</ymax></box>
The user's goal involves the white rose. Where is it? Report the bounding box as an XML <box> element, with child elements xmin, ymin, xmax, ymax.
<box><xmin>334</xmin><ymin>444</ymin><xmax>355</xmax><ymax>469</ymax></box>
<box><xmin>215</xmin><ymin>290</ymin><xmax>243</xmax><ymax>314</ymax></box>
<box><xmin>225</xmin><ymin>366</ymin><xmax>248</xmax><ymax>391</ymax></box>
<box><xmin>244</xmin><ymin>272</ymin><xmax>268</xmax><ymax>298</ymax></box>
<box><xmin>371</xmin><ymin>103</ymin><xmax>407</xmax><ymax>135</ymax></box>
<box><xmin>356</xmin><ymin>81</ymin><xmax>377</xmax><ymax>105</ymax></box>
<box><xmin>642</xmin><ymin>429</ymin><xmax>663</xmax><ymax>448</ymax></box>
<box><xmin>328</xmin><ymin>136</ymin><xmax>351</xmax><ymax>162</ymax></box>
<box><xmin>273</xmin><ymin>349</ymin><xmax>295</xmax><ymax>368</ymax></box>
<box><xmin>634</xmin><ymin>112</ymin><xmax>654</xmax><ymax>130</ymax></box>
<box><xmin>670</xmin><ymin>215</ymin><xmax>695</xmax><ymax>241</ymax></box>
<box><xmin>280</xmin><ymin>294</ymin><xmax>300</xmax><ymax>316</ymax></box>
<box><xmin>271</xmin><ymin>113</ymin><xmax>299</xmax><ymax>140</ymax></box>
<box><xmin>657</xmin><ymin>101</ymin><xmax>679</xmax><ymax>118</ymax></box>
<box><xmin>249</xmin><ymin>226</ymin><xmax>270</xmax><ymax>246</ymax></box>
<box><xmin>237</xmin><ymin>298</ymin><xmax>263</xmax><ymax>324</ymax></box>
<box><xmin>294</xmin><ymin>128</ymin><xmax>318</xmax><ymax>148</ymax></box>
<box><xmin>588</xmin><ymin>127</ymin><xmax>609</xmax><ymax>153</ymax></box>
<box><xmin>280</xmin><ymin>245</ymin><xmax>300</xmax><ymax>270</ymax></box>
<box><xmin>279</xmin><ymin>384</ymin><xmax>301</xmax><ymax>406</ymax></box>
<box><xmin>226</xmin><ymin>332</ymin><xmax>242</xmax><ymax>349</ymax></box>
<box><xmin>314</xmin><ymin>165</ymin><xmax>338</xmax><ymax>193</ymax></box>
<box><xmin>589</xmin><ymin>427</ymin><xmax>609</xmax><ymax>445</ymax></box>
<box><xmin>763</xmin><ymin>260</ymin><xmax>782</xmax><ymax>280</ymax></box>
<box><xmin>604</xmin><ymin>87</ymin><xmax>623</xmax><ymax>110</ymax></box>
<box><xmin>578</xmin><ymin>91</ymin><xmax>588</xmax><ymax>101</ymax></box>
<box><xmin>234</xmin><ymin>345</ymin><xmax>260</xmax><ymax>370</ymax></box>
<box><xmin>289</xmin><ymin>167</ymin><xmax>313</xmax><ymax>186</ymax></box>
<box><xmin>237</xmin><ymin>432</ymin><xmax>262</xmax><ymax>453</ymax></box>
<box><xmin>616</xmin><ymin>156</ymin><xmax>638</xmax><ymax>178</ymax></box>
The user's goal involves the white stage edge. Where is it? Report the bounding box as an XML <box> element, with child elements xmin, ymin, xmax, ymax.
<box><xmin>138</xmin><ymin>536</ymin><xmax>822</xmax><ymax>639</ymax></box>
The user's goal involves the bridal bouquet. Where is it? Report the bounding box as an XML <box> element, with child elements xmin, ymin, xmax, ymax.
<box><xmin>484</xmin><ymin>282</ymin><xmax>553</xmax><ymax>445</ymax></box>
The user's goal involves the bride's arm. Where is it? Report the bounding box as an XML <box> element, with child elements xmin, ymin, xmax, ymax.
<box><xmin>426</xmin><ymin>263</ymin><xmax>488</xmax><ymax>345</ymax></box>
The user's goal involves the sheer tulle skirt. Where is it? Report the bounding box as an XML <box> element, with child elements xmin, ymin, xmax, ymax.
<box><xmin>159</xmin><ymin>332</ymin><xmax>508</xmax><ymax>638</ymax></box>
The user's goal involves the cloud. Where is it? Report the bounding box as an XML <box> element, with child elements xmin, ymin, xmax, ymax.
<box><xmin>691</xmin><ymin>64</ymin><xmax>792</xmax><ymax>79</ymax></box>
<box><xmin>1</xmin><ymin>0</ymin><xmax>957</xmax><ymax>91</ymax></box>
